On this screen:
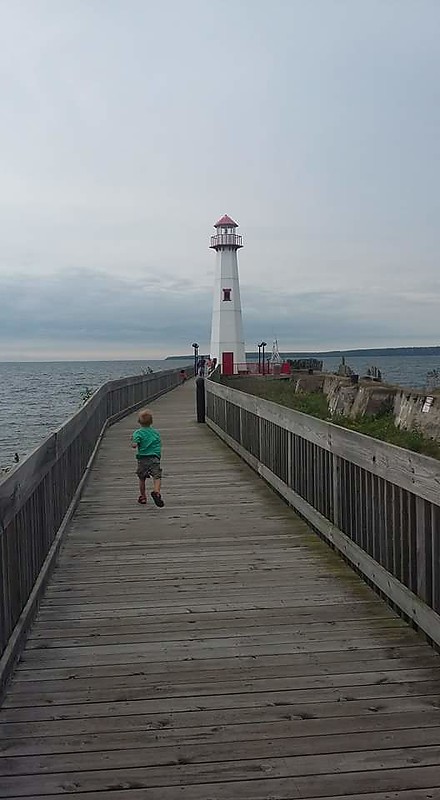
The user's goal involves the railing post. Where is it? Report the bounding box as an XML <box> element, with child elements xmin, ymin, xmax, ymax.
<box><xmin>196</xmin><ymin>376</ymin><xmax>205</xmax><ymax>423</ymax></box>
<box><xmin>258</xmin><ymin>409</ymin><xmax>262</xmax><ymax>463</ymax></box>
<box><xmin>332</xmin><ymin>453</ymin><xmax>340</xmax><ymax>529</ymax></box>
<box><xmin>287</xmin><ymin>430</ymin><xmax>292</xmax><ymax>488</ymax></box>
<box><xmin>416</xmin><ymin>496</ymin><xmax>428</xmax><ymax>603</ymax></box>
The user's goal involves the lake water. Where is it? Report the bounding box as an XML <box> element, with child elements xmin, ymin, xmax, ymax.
<box><xmin>0</xmin><ymin>354</ymin><xmax>439</xmax><ymax>470</ymax></box>
<box><xmin>321</xmin><ymin>355</ymin><xmax>440</xmax><ymax>389</ymax></box>
<box><xmin>0</xmin><ymin>359</ymin><xmax>191</xmax><ymax>470</ymax></box>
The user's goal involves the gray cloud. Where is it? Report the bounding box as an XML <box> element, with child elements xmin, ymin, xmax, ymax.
<box><xmin>0</xmin><ymin>269</ymin><xmax>438</xmax><ymax>360</ymax></box>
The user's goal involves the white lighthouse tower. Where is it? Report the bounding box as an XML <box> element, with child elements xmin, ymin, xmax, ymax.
<box><xmin>209</xmin><ymin>214</ymin><xmax>246</xmax><ymax>375</ymax></box>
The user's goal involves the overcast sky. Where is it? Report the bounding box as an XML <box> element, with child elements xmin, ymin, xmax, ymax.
<box><xmin>0</xmin><ymin>0</ymin><xmax>439</xmax><ymax>360</ymax></box>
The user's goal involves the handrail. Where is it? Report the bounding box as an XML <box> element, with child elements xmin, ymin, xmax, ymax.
<box><xmin>0</xmin><ymin>368</ymin><xmax>189</xmax><ymax>670</ymax></box>
<box><xmin>205</xmin><ymin>378</ymin><xmax>440</xmax><ymax>646</ymax></box>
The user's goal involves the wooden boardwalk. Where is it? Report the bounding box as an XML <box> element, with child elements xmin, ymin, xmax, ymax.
<box><xmin>1</xmin><ymin>381</ymin><xmax>440</xmax><ymax>799</ymax></box>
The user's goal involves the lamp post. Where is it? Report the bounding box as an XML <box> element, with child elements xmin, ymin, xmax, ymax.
<box><xmin>259</xmin><ymin>342</ymin><xmax>267</xmax><ymax>375</ymax></box>
<box><xmin>192</xmin><ymin>342</ymin><xmax>199</xmax><ymax>376</ymax></box>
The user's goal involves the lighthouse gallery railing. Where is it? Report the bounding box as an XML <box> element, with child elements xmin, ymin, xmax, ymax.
<box><xmin>210</xmin><ymin>233</ymin><xmax>243</xmax><ymax>249</ymax></box>
<box><xmin>0</xmin><ymin>368</ymin><xmax>188</xmax><ymax>684</ymax></box>
<box><xmin>206</xmin><ymin>378</ymin><xmax>440</xmax><ymax>646</ymax></box>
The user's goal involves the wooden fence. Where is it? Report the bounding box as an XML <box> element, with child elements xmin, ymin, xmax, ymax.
<box><xmin>0</xmin><ymin>369</ymin><xmax>187</xmax><ymax>679</ymax></box>
<box><xmin>206</xmin><ymin>379</ymin><xmax>440</xmax><ymax>646</ymax></box>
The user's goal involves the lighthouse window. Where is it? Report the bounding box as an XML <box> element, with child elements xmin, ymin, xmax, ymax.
<box><xmin>223</xmin><ymin>288</ymin><xmax>232</xmax><ymax>301</ymax></box>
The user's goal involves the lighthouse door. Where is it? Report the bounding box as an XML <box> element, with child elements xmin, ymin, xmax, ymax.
<box><xmin>222</xmin><ymin>352</ymin><xmax>234</xmax><ymax>376</ymax></box>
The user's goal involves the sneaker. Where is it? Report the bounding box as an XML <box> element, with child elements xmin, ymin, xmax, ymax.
<box><xmin>151</xmin><ymin>491</ymin><xmax>165</xmax><ymax>508</ymax></box>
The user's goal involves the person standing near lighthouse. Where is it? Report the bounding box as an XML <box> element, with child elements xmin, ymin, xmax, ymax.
<box><xmin>209</xmin><ymin>215</ymin><xmax>246</xmax><ymax>375</ymax></box>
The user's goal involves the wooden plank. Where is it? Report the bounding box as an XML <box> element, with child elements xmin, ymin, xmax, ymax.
<box><xmin>33</xmin><ymin>598</ymin><xmax>390</xmax><ymax>622</ymax></box>
<box><xmin>12</xmin><ymin>644</ymin><xmax>436</xmax><ymax>683</ymax></box>
<box><xmin>3</xmin><ymin>726</ymin><xmax>440</xmax><ymax>777</ymax></box>
<box><xmin>4</xmin><ymin>678</ymin><xmax>440</xmax><ymax>725</ymax></box>
<box><xmin>7</xmin><ymin>659</ymin><xmax>438</xmax><ymax>699</ymax></box>
<box><xmin>43</xmin><ymin>575</ymin><xmax>364</xmax><ymax>596</ymax></box>
<box><xmin>29</xmin><ymin>603</ymin><xmax>395</xmax><ymax>630</ymax></box>
<box><xmin>3</xmin><ymin>692</ymin><xmax>440</xmax><ymax>741</ymax></box>
<box><xmin>27</xmin><ymin>616</ymin><xmax>402</xmax><ymax>641</ymax></box>
<box><xmin>28</xmin><ymin>605</ymin><xmax>396</xmax><ymax>629</ymax></box>
<box><xmin>22</xmin><ymin>622</ymin><xmax>408</xmax><ymax>651</ymax></box>
<box><xmin>5</xmin><ymin>668</ymin><xmax>440</xmax><ymax>709</ymax></box>
<box><xmin>2</xmin><ymin>746</ymin><xmax>440</xmax><ymax>796</ymax></box>
<box><xmin>3</xmin><ymin>710</ymin><xmax>440</xmax><ymax>758</ymax></box>
<box><xmin>14</xmin><ymin>785</ymin><xmax>440</xmax><ymax>800</ymax></box>
<box><xmin>15</xmin><ymin>636</ymin><xmax>424</xmax><ymax>671</ymax></box>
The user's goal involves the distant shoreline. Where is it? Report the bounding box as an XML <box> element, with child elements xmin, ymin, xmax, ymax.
<box><xmin>166</xmin><ymin>346</ymin><xmax>440</xmax><ymax>361</ymax></box>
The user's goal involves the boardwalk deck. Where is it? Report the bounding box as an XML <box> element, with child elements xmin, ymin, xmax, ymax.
<box><xmin>1</xmin><ymin>381</ymin><xmax>440</xmax><ymax>799</ymax></box>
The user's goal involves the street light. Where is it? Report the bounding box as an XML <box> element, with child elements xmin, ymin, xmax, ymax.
<box><xmin>259</xmin><ymin>342</ymin><xmax>267</xmax><ymax>375</ymax></box>
<box><xmin>192</xmin><ymin>342</ymin><xmax>199</xmax><ymax>376</ymax></box>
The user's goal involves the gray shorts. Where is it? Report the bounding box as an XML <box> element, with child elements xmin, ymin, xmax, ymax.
<box><xmin>136</xmin><ymin>456</ymin><xmax>162</xmax><ymax>480</ymax></box>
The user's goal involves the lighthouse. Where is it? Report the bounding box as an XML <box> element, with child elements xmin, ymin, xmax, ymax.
<box><xmin>209</xmin><ymin>215</ymin><xmax>246</xmax><ymax>375</ymax></box>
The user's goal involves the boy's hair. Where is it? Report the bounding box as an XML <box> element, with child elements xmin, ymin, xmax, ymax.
<box><xmin>138</xmin><ymin>409</ymin><xmax>153</xmax><ymax>427</ymax></box>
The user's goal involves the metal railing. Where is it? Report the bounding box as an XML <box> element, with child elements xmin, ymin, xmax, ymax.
<box><xmin>206</xmin><ymin>379</ymin><xmax>440</xmax><ymax>646</ymax></box>
<box><xmin>210</xmin><ymin>233</ymin><xmax>243</xmax><ymax>249</ymax></box>
<box><xmin>0</xmin><ymin>368</ymin><xmax>189</xmax><ymax>678</ymax></box>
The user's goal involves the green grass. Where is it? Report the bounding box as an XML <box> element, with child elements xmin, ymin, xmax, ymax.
<box><xmin>223</xmin><ymin>377</ymin><xmax>330</xmax><ymax>419</ymax></box>
<box><xmin>332</xmin><ymin>411</ymin><xmax>440</xmax><ymax>459</ymax></box>
<box><xmin>223</xmin><ymin>377</ymin><xmax>440</xmax><ymax>460</ymax></box>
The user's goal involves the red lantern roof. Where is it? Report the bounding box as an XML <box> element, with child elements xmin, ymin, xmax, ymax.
<box><xmin>214</xmin><ymin>214</ymin><xmax>238</xmax><ymax>228</ymax></box>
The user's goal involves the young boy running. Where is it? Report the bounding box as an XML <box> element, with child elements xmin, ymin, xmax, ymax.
<box><xmin>131</xmin><ymin>409</ymin><xmax>164</xmax><ymax>507</ymax></box>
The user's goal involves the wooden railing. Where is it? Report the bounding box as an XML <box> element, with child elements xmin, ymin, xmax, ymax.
<box><xmin>206</xmin><ymin>379</ymin><xmax>440</xmax><ymax>645</ymax></box>
<box><xmin>0</xmin><ymin>368</ymin><xmax>188</xmax><ymax>678</ymax></box>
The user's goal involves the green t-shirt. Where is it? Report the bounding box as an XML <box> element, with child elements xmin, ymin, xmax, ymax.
<box><xmin>132</xmin><ymin>426</ymin><xmax>161</xmax><ymax>459</ymax></box>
